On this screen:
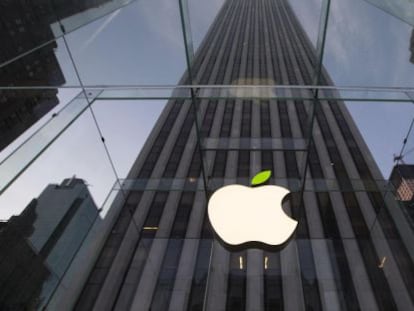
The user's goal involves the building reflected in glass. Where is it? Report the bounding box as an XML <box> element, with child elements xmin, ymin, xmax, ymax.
<box><xmin>0</xmin><ymin>0</ymin><xmax>110</xmax><ymax>151</ymax></box>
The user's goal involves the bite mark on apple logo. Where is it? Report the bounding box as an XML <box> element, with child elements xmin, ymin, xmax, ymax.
<box><xmin>207</xmin><ymin>170</ymin><xmax>297</xmax><ymax>250</ymax></box>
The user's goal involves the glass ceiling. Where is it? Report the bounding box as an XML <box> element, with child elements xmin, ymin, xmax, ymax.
<box><xmin>0</xmin><ymin>0</ymin><xmax>413</xmax><ymax>221</ymax></box>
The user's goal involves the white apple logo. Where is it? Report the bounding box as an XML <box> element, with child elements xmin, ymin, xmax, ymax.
<box><xmin>208</xmin><ymin>170</ymin><xmax>297</xmax><ymax>247</ymax></box>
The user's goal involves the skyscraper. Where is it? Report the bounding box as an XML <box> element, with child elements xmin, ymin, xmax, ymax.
<box><xmin>390</xmin><ymin>164</ymin><xmax>414</xmax><ymax>202</ymax></box>
<box><xmin>0</xmin><ymin>177</ymin><xmax>99</xmax><ymax>310</ymax></box>
<box><xmin>75</xmin><ymin>0</ymin><xmax>414</xmax><ymax>310</ymax></box>
<box><xmin>0</xmin><ymin>0</ymin><xmax>110</xmax><ymax>152</ymax></box>
<box><xmin>410</xmin><ymin>29</ymin><xmax>414</xmax><ymax>64</ymax></box>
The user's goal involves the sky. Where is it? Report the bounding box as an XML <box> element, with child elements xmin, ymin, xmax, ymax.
<box><xmin>290</xmin><ymin>0</ymin><xmax>414</xmax><ymax>174</ymax></box>
<box><xmin>0</xmin><ymin>0</ymin><xmax>413</xmax><ymax>219</ymax></box>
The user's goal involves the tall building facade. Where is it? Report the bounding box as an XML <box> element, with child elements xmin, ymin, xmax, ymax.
<box><xmin>410</xmin><ymin>29</ymin><xmax>414</xmax><ymax>64</ymax></box>
<box><xmin>0</xmin><ymin>177</ymin><xmax>99</xmax><ymax>310</ymax></box>
<box><xmin>75</xmin><ymin>0</ymin><xmax>414</xmax><ymax>310</ymax></box>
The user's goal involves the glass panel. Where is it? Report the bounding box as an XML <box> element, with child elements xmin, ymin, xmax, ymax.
<box><xmin>0</xmin><ymin>88</ymin><xmax>81</xmax><ymax>153</ymax></box>
<box><xmin>0</xmin><ymin>0</ymin><xmax>138</xmax><ymax>67</ymax></box>
<box><xmin>202</xmin><ymin>137</ymin><xmax>307</xmax><ymax>151</ymax></box>
<box><xmin>97</xmin><ymin>87</ymin><xmax>192</xmax><ymax>100</ymax></box>
<box><xmin>344</xmin><ymin>101</ymin><xmax>414</xmax><ymax>179</ymax></box>
<box><xmin>197</xmin><ymin>86</ymin><xmax>314</xmax><ymax>100</ymax></box>
<box><xmin>177</xmin><ymin>0</ymin><xmax>195</xmax><ymax>67</ymax></box>
<box><xmin>396</xmin><ymin>116</ymin><xmax>414</xmax><ymax>166</ymax></box>
<box><xmin>331</xmin><ymin>89</ymin><xmax>412</xmax><ymax>102</ymax></box>
<box><xmin>55</xmin><ymin>0</ymin><xmax>136</xmax><ymax>35</ymax></box>
<box><xmin>187</xmin><ymin>0</ymin><xmax>225</xmax><ymax>52</ymax></box>
<box><xmin>1</xmin><ymin>0</ymin><xmax>414</xmax><ymax>310</ymax></box>
<box><xmin>0</xmin><ymin>109</ymin><xmax>120</xmax><ymax>309</ymax></box>
<box><xmin>323</xmin><ymin>0</ymin><xmax>414</xmax><ymax>88</ymax></box>
<box><xmin>74</xmin><ymin>238</ymin><xmax>413</xmax><ymax>310</ymax></box>
<box><xmin>91</xmin><ymin>99</ymin><xmax>168</xmax><ymax>178</ymax></box>
<box><xmin>0</xmin><ymin>91</ymin><xmax>88</xmax><ymax>195</ymax></box>
<box><xmin>203</xmin><ymin>150</ymin><xmax>306</xmax><ymax>189</ymax></box>
<box><xmin>363</xmin><ymin>0</ymin><xmax>414</xmax><ymax>26</ymax></box>
<box><xmin>64</xmin><ymin>0</ymin><xmax>187</xmax><ymax>86</ymax></box>
<box><xmin>117</xmin><ymin>177</ymin><xmax>391</xmax><ymax>193</ymax></box>
<box><xmin>0</xmin><ymin>104</ymin><xmax>116</xmax><ymax>219</ymax></box>
<box><xmin>93</xmin><ymin>85</ymin><xmax>413</xmax><ymax>102</ymax></box>
<box><xmin>287</xmin><ymin>0</ymin><xmax>324</xmax><ymax>48</ymax></box>
<box><xmin>0</xmin><ymin>1</ymin><xmax>60</xmax><ymax>66</ymax></box>
<box><xmin>187</xmin><ymin>0</ymin><xmax>321</xmax><ymax>86</ymax></box>
<box><xmin>116</xmin><ymin>178</ymin><xmax>204</xmax><ymax>192</ymax></box>
<box><xmin>0</xmin><ymin>37</ymin><xmax>82</xmax><ymax>153</ymax></box>
<box><xmin>0</xmin><ymin>38</ymin><xmax>80</xmax><ymax>87</ymax></box>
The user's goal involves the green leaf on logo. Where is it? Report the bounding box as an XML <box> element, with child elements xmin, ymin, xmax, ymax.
<box><xmin>251</xmin><ymin>170</ymin><xmax>272</xmax><ymax>186</ymax></box>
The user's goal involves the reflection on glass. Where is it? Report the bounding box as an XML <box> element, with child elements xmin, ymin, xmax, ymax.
<box><xmin>324</xmin><ymin>0</ymin><xmax>414</xmax><ymax>88</ymax></box>
<box><xmin>0</xmin><ymin>88</ymin><xmax>61</xmax><ymax>152</ymax></box>
<box><xmin>0</xmin><ymin>94</ymin><xmax>88</xmax><ymax>195</ymax></box>
<box><xmin>0</xmin><ymin>36</ymin><xmax>79</xmax><ymax>152</ymax></box>
<box><xmin>56</xmin><ymin>0</ymin><xmax>136</xmax><ymax>35</ymax></box>
<box><xmin>65</xmin><ymin>0</ymin><xmax>186</xmax><ymax>86</ymax></box>
<box><xmin>363</xmin><ymin>0</ymin><xmax>414</xmax><ymax>26</ymax></box>
<box><xmin>0</xmin><ymin>0</ymin><xmax>134</xmax><ymax>66</ymax></box>
<box><xmin>0</xmin><ymin>0</ymin><xmax>413</xmax><ymax>310</ymax></box>
<box><xmin>188</xmin><ymin>0</ymin><xmax>225</xmax><ymax>51</ymax></box>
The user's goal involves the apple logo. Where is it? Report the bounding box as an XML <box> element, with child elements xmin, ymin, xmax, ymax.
<box><xmin>207</xmin><ymin>170</ymin><xmax>297</xmax><ymax>249</ymax></box>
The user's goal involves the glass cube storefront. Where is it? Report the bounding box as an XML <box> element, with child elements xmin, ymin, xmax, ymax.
<box><xmin>0</xmin><ymin>0</ymin><xmax>414</xmax><ymax>310</ymax></box>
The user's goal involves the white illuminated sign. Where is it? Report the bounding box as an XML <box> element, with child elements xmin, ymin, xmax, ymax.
<box><xmin>207</xmin><ymin>171</ymin><xmax>297</xmax><ymax>247</ymax></box>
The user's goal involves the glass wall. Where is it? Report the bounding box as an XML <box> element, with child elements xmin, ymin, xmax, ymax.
<box><xmin>0</xmin><ymin>0</ymin><xmax>413</xmax><ymax>310</ymax></box>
